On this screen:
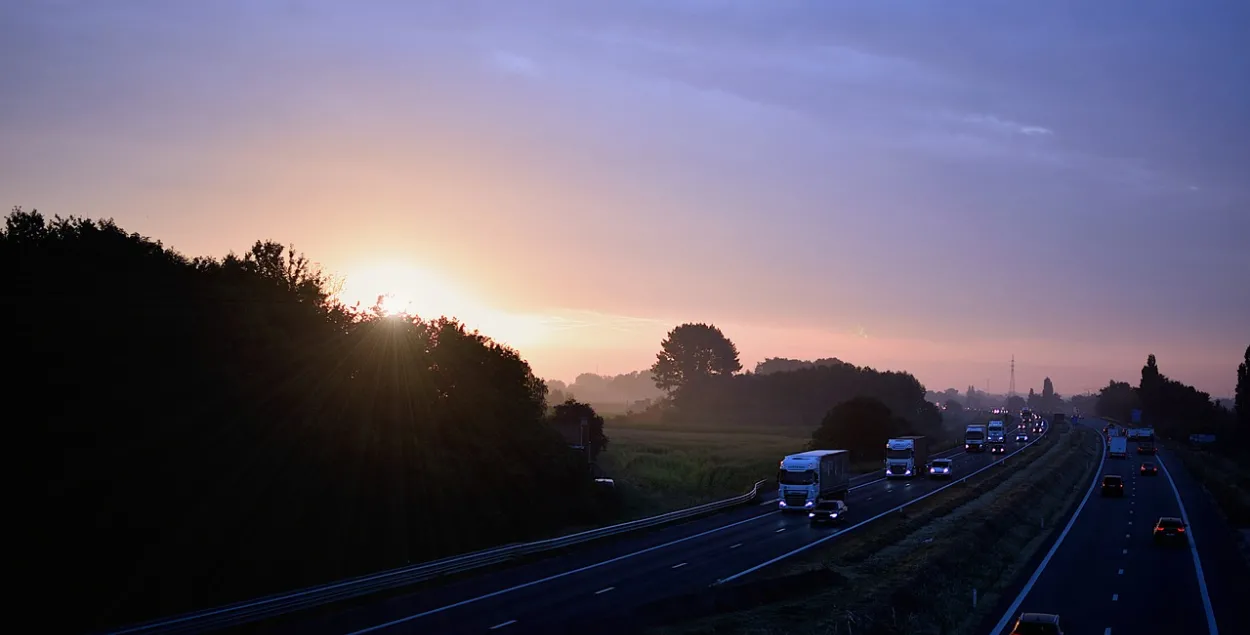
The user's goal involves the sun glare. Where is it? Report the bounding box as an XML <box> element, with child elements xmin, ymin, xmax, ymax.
<box><xmin>336</xmin><ymin>262</ymin><xmax>552</xmax><ymax>348</ymax></box>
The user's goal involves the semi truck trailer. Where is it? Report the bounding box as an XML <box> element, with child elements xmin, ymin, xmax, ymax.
<box><xmin>778</xmin><ymin>450</ymin><xmax>851</xmax><ymax>512</ymax></box>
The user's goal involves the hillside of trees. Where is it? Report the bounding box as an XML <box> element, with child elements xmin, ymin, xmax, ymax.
<box><xmin>8</xmin><ymin>209</ymin><xmax>610</xmax><ymax>632</ymax></box>
<box><xmin>545</xmin><ymin>370</ymin><xmax>662</xmax><ymax>410</ymax></box>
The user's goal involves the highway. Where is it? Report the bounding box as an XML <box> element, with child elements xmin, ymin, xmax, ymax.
<box><xmin>287</xmin><ymin>422</ymin><xmax>1031</xmax><ymax>634</ymax></box>
<box><xmin>991</xmin><ymin>428</ymin><xmax>1250</xmax><ymax>635</ymax></box>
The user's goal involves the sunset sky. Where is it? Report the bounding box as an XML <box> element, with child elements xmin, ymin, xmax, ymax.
<box><xmin>3</xmin><ymin>1</ymin><xmax>1247</xmax><ymax>397</ymax></box>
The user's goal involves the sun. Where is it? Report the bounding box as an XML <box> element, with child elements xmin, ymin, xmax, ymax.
<box><xmin>335</xmin><ymin>261</ymin><xmax>553</xmax><ymax>349</ymax></box>
<box><xmin>337</xmin><ymin>262</ymin><xmax>477</xmax><ymax>321</ymax></box>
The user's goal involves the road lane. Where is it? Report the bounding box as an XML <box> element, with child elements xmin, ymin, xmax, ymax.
<box><xmin>993</xmin><ymin>433</ymin><xmax>1212</xmax><ymax>635</ymax></box>
<box><xmin>296</xmin><ymin>423</ymin><xmax>1032</xmax><ymax>634</ymax></box>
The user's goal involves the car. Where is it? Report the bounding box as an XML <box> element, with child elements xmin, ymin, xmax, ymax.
<box><xmin>808</xmin><ymin>499</ymin><xmax>847</xmax><ymax>525</ymax></box>
<box><xmin>990</xmin><ymin>444</ymin><xmax>1005</xmax><ymax>454</ymax></box>
<box><xmin>1100</xmin><ymin>474</ymin><xmax>1125</xmax><ymax>497</ymax></box>
<box><xmin>1140</xmin><ymin>462</ymin><xmax>1158</xmax><ymax>476</ymax></box>
<box><xmin>1137</xmin><ymin>442</ymin><xmax>1157</xmax><ymax>455</ymax></box>
<box><xmin>1016</xmin><ymin>432</ymin><xmax>1029</xmax><ymax>442</ymax></box>
<box><xmin>1153</xmin><ymin>516</ymin><xmax>1187</xmax><ymax>545</ymax></box>
<box><xmin>928</xmin><ymin>458</ymin><xmax>954</xmax><ymax>478</ymax></box>
<box><xmin>1010</xmin><ymin>612</ymin><xmax>1064</xmax><ymax>634</ymax></box>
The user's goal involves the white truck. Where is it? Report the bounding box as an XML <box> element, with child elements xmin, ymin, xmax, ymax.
<box><xmin>1109</xmin><ymin>436</ymin><xmax>1128</xmax><ymax>458</ymax></box>
<box><xmin>778</xmin><ymin>450</ymin><xmax>851</xmax><ymax>512</ymax></box>
<box><xmin>964</xmin><ymin>424</ymin><xmax>987</xmax><ymax>452</ymax></box>
<box><xmin>884</xmin><ymin>436</ymin><xmax>928</xmax><ymax>478</ymax></box>
<box><xmin>987</xmin><ymin>420</ymin><xmax>1007</xmax><ymax>454</ymax></box>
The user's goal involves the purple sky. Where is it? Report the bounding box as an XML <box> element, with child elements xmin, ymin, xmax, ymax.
<box><xmin>2</xmin><ymin>1</ymin><xmax>1247</xmax><ymax>397</ymax></box>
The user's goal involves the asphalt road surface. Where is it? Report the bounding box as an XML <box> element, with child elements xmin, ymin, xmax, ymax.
<box><xmin>287</xmin><ymin>423</ymin><xmax>1033</xmax><ymax>634</ymax></box>
<box><xmin>992</xmin><ymin>431</ymin><xmax>1250</xmax><ymax>635</ymax></box>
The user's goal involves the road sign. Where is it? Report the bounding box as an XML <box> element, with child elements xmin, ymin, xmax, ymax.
<box><xmin>1131</xmin><ymin>409</ymin><xmax>1142</xmax><ymax>424</ymax></box>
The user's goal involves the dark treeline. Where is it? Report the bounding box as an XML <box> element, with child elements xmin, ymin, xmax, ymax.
<box><xmin>642</xmin><ymin>324</ymin><xmax>943</xmax><ymax>461</ymax></box>
<box><xmin>1095</xmin><ymin>352</ymin><xmax>1249</xmax><ymax>450</ymax></box>
<box><xmin>753</xmin><ymin>356</ymin><xmax>845</xmax><ymax>375</ymax></box>
<box><xmin>8</xmin><ymin>209</ymin><xmax>609</xmax><ymax>632</ymax></box>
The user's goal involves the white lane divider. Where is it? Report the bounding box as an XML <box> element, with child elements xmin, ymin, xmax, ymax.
<box><xmin>671</xmin><ymin>562</ymin><xmax>687</xmax><ymax>569</ymax></box>
<box><xmin>990</xmin><ymin>422</ymin><xmax>1106</xmax><ymax>635</ymax></box>
<box><xmin>1105</xmin><ymin>628</ymin><xmax>1112</xmax><ymax>635</ymax></box>
<box><xmin>1118</xmin><ymin>569</ymin><xmax>1124</xmax><ymax>575</ymax></box>
<box><xmin>1122</xmin><ymin>548</ymin><xmax>1128</xmax><ymax>554</ymax></box>
<box><xmin>1112</xmin><ymin>594</ymin><xmax>1119</xmax><ymax>601</ymax></box>
<box><xmin>489</xmin><ymin>620</ymin><xmax>517</xmax><ymax>630</ymax></box>
<box><xmin>594</xmin><ymin>586</ymin><xmax>615</xmax><ymax>595</ymax></box>
<box><xmin>775</xmin><ymin>528</ymin><xmax>786</xmax><ymax>533</ymax></box>
<box><xmin>1157</xmin><ymin>452</ymin><xmax>1219</xmax><ymax>635</ymax></box>
<box><xmin>729</xmin><ymin>543</ymin><xmax>742</xmax><ymax>550</ymax></box>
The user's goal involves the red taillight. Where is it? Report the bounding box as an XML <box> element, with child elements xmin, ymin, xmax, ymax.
<box><xmin>1177</xmin><ymin>527</ymin><xmax>1185</xmax><ymax>532</ymax></box>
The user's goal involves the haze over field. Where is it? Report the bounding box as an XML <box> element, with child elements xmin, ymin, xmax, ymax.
<box><xmin>3</xmin><ymin>0</ymin><xmax>1247</xmax><ymax>395</ymax></box>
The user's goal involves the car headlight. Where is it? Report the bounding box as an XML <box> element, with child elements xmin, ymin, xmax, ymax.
<box><xmin>804</xmin><ymin>500</ymin><xmax>814</xmax><ymax>508</ymax></box>
<box><xmin>808</xmin><ymin>512</ymin><xmax>815</xmax><ymax>518</ymax></box>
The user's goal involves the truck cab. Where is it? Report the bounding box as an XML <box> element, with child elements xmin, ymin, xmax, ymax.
<box><xmin>964</xmin><ymin>425</ymin><xmax>986</xmax><ymax>452</ymax></box>
<box><xmin>884</xmin><ymin>436</ymin><xmax>928</xmax><ymax>478</ymax></box>
<box><xmin>987</xmin><ymin>420</ymin><xmax>1007</xmax><ymax>454</ymax></box>
<box><xmin>778</xmin><ymin>450</ymin><xmax>850</xmax><ymax>512</ymax></box>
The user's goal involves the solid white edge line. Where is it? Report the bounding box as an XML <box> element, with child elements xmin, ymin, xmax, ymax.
<box><xmin>341</xmin><ymin>507</ymin><xmax>780</xmax><ymax>634</ymax></box>
<box><xmin>488</xmin><ymin>619</ymin><xmax>517</xmax><ymax>630</ymax></box>
<box><xmin>713</xmin><ymin>426</ymin><xmax>1045</xmax><ymax>586</ymax></box>
<box><xmin>988</xmin><ymin>420</ymin><xmax>1106</xmax><ymax>635</ymax></box>
<box><xmin>1156</xmin><ymin>452</ymin><xmax>1219</xmax><ymax>635</ymax></box>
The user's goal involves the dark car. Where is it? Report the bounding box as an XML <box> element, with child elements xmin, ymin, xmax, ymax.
<box><xmin>1153</xmin><ymin>516</ymin><xmax>1186</xmax><ymax>545</ymax></box>
<box><xmin>1137</xmin><ymin>442</ymin><xmax>1157</xmax><ymax>455</ymax></box>
<box><xmin>808</xmin><ymin>499</ymin><xmax>846</xmax><ymax>525</ymax></box>
<box><xmin>1016</xmin><ymin>432</ymin><xmax>1029</xmax><ymax>442</ymax></box>
<box><xmin>928</xmin><ymin>458</ymin><xmax>954</xmax><ymax>478</ymax></box>
<box><xmin>1140</xmin><ymin>462</ymin><xmax>1158</xmax><ymax>476</ymax></box>
<box><xmin>1010</xmin><ymin>612</ymin><xmax>1064</xmax><ymax>635</ymax></box>
<box><xmin>1100</xmin><ymin>474</ymin><xmax>1125</xmax><ymax>497</ymax></box>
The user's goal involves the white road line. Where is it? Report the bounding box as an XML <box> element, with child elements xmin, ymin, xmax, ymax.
<box><xmin>1128</xmin><ymin>521</ymin><xmax>1133</xmax><ymax>525</ymax></box>
<box><xmin>671</xmin><ymin>562</ymin><xmax>687</xmax><ymax>569</ymax></box>
<box><xmin>1105</xmin><ymin>629</ymin><xmax>1112</xmax><ymax>635</ymax></box>
<box><xmin>489</xmin><ymin>620</ymin><xmax>516</xmax><ymax>630</ymax></box>
<box><xmin>729</xmin><ymin>543</ymin><xmax>742</xmax><ymax>549</ymax></box>
<box><xmin>990</xmin><ymin>421</ymin><xmax>1106</xmax><ymax>635</ymax></box>
<box><xmin>1118</xmin><ymin>569</ymin><xmax>1124</xmax><ymax>575</ymax></box>
<box><xmin>775</xmin><ymin>528</ymin><xmax>786</xmax><ymax>533</ymax></box>
<box><xmin>1122</xmin><ymin>548</ymin><xmax>1128</xmax><ymax>554</ymax></box>
<box><xmin>594</xmin><ymin>586</ymin><xmax>614</xmax><ymax>595</ymax></box>
<box><xmin>1157</xmin><ymin>453</ymin><xmax>1219</xmax><ymax>635</ymax></box>
<box><xmin>1112</xmin><ymin>593</ymin><xmax>1119</xmax><ymax>601</ymax></box>
<box><xmin>342</xmin><ymin>504</ymin><xmax>780</xmax><ymax>634</ymax></box>
<box><xmin>718</xmin><ymin>429</ymin><xmax>1049</xmax><ymax>586</ymax></box>
<box><xmin>760</xmin><ymin>498</ymin><xmax>778</xmax><ymax>506</ymax></box>
<box><xmin>1126</xmin><ymin>533</ymin><xmax>1131</xmax><ymax>538</ymax></box>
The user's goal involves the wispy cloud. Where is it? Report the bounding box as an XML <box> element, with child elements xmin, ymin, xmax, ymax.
<box><xmin>489</xmin><ymin>50</ymin><xmax>540</xmax><ymax>78</ymax></box>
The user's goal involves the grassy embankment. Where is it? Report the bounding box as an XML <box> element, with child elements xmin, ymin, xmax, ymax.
<box><xmin>1168</xmin><ymin>444</ymin><xmax>1250</xmax><ymax>566</ymax></box>
<box><xmin>649</xmin><ymin>421</ymin><xmax>1100</xmax><ymax>635</ymax></box>
<box><xmin>600</xmin><ymin>410</ymin><xmax>978</xmax><ymax>518</ymax></box>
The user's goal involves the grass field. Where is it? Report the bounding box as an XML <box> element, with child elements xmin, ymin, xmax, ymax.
<box><xmin>599</xmin><ymin>409</ymin><xmax>979</xmax><ymax>519</ymax></box>
<box><xmin>651</xmin><ymin>422</ymin><xmax>1100</xmax><ymax>635</ymax></box>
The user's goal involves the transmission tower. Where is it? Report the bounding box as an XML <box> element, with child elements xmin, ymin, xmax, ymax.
<box><xmin>1008</xmin><ymin>354</ymin><xmax>1016</xmax><ymax>399</ymax></box>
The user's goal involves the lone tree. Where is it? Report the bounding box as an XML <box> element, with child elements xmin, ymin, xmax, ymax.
<box><xmin>650</xmin><ymin>322</ymin><xmax>741</xmax><ymax>392</ymax></box>
<box><xmin>1237</xmin><ymin>345</ymin><xmax>1249</xmax><ymax>430</ymax></box>
<box><xmin>549</xmin><ymin>398</ymin><xmax>609</xmax><ymax>460</ymax></box>
<box><xmin>1042</xmin><ymin>376</ymin><xmax>1059</xmax><ymax>412</ymax></box>
<box><xmin>811</xmin><ymin>396</ymin><xmax>907</xmax><ymax>462</ymax></box>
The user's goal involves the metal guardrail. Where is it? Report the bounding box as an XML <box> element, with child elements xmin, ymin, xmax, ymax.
<box><xmin>105</xmin><ymin>478</ymin><xmax>770</xmax><ymax>635</ymax></box>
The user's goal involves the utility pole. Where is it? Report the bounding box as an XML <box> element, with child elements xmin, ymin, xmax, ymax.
<box><xmin>1009</xmin><ymin>354</ymin><xmax>1017</xmax><ymax>399</ymax></box>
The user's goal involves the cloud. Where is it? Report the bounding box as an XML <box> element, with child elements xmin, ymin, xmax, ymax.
<box><xmin>489</xmin><ymin>50</ymin><xmax>540</xmax><ymax>77</ymax></box>
<box><xmin>961</xmin><ymin>113</ymin><xmax>1054</xmax><ymax>137</ymax></box>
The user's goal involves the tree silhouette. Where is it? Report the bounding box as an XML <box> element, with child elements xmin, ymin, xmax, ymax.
<box><xmin>549</xmin><ymin>398</ymin><xmax>609</xmax><ymax>459</ymax></box>
<box><xmin>1042</xmin><ymin>377</ymin><xmax>1057</xmax><ymax>411</ymax></box>
<box><xmin>811</xmin><ymin>396</ymin><xmax>907</xmax><ymax>462</ymax></box>
<box><xmin>944</xmin><ymin>399</ymin><xmax>963</xmax><ymax>412</ymax></box>
<box><xmin>1026</xmin><ymin>388</ymin><xmax>1040</xmax><ymax>411</ymax></box>
<box><xmin>1006</xmin><ymin>394</ymin><xmax>1025</xmax><ymax>413</ymax></box>
<box><xmin>650</xmin><ymin>322</ymin><xmax>741</xmax><ymax>392</ymax></box>
<box><xmin>1237</xmin><ymin>345</ymin><xmax>1249</xmax><ymax>429</ymax></box>
<box><xmin>1096</xmin><ymin>380</ymin><xmax>1140</xmax><ymax>422</ymax></box>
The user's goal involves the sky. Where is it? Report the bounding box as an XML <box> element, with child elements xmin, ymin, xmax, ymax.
<box><xmin>2</xmin><ymin>0</ymin><xmax>1247</xmax><ymax>397</ymax></box>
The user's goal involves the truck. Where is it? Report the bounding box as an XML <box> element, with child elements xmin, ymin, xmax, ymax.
<box><xmin>1109</xmin><ymin>436</ymin><xmax>1128</xmax><ymax>458</ymax></box>
<box><xmin>1133</xmin><ymin>427</ymin><xmax>1155</xmax><ymax>442</ymax></box>
<box><xmin>964</xmin><ymin>424</ymin><xmax>987</xmax><ymax>452</ymax></box>
<box><xmin>777</xmin><ymin>450</ymin><xmax>850</xmax><ymax>512</ymax></box>
<box><xmin>987</xmin><ymin>420</ymin><xmax>1007</xmax><ymax>454</ymax></box>
<box><xmin>884</xmin><ymin>436</ymin><xmax>928</xmax><ymax>478</ymax></box>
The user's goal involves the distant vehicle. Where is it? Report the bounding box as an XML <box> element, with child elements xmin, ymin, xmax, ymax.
<box><xmin>1140</xmin><ymin>462</ymin><xmax>1158</xmax><ymax>476</ymax></box>
<box><xmin>987</xmin><ymin>420</ymin><xmax>1006</xmax><ymax>454</ymax></box>
<box><xmin>964</xmin><ymin>424</ymin><xmax>987</xmax><ymax>452</ymax></box>
<box><xmin>928</xmin><ymin>457</ymin><xmax>954</xmax><ymax>478</ymax></box>
<box><xmin>1134</xmin><ymin>427</ymin><xmax>1155</xmax><ymax>442</ymax></box>
<box><xmin>1137</xmin><ymin>441</ymin><xmax>1156</xmax><ymax>455</ymax></box>
<box><xmin>1100</xmin><ymin>474</ymin><xmax>1125</xmax><ymax>497</ymax></box>
<box><xmin>1010</xmin><ymin>612</ymin><xmax>1064</xmax><ymax>635</ymax></box>
<box><xmin>778</xmin><ymin>450</ymin><xmax>850</xmax><ymax>512</ymax></box>
<box><xmin>1108</xmin><ymin>436</ymin><xmax>1128</xmax><ymax>458</ymax></box>
<box><xmin>1016</xmin><ymin>431</ymin><xmax>1029</xmax><ymax>442</ymax></box>
<box><xmin>1153</xmin><ymin>517</ymin><xmax>1187</xmax><ymax>545</ymax></box>
<box><xmin>808</xmin><ymin>499</ymin><xmax>847</xmax><ymax>525</ymax></box>
<box><xmin>1020</xmin><ymin>408</ymin><xmax>1033</xmax><ymax>421</ymax></box>
<box><xmin>885</xmin><ymin>436</ymin><xmax>928</xmax><ymax>478</ymax></box>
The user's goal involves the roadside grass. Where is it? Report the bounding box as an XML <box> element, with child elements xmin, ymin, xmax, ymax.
<box><xmin>650</xmin><ymin>424</ymin><xmax>1099</xmax><ymax>635</ymax></box>
<box><xmin>599</xmin><ymin>425</ymin><xmax>809</xmax><ymax>517</ymax></box>
<box><xmin>1168</xmin><ymin>444</ymin><xmax>1250</xmax><ymax>566</ymax></box>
